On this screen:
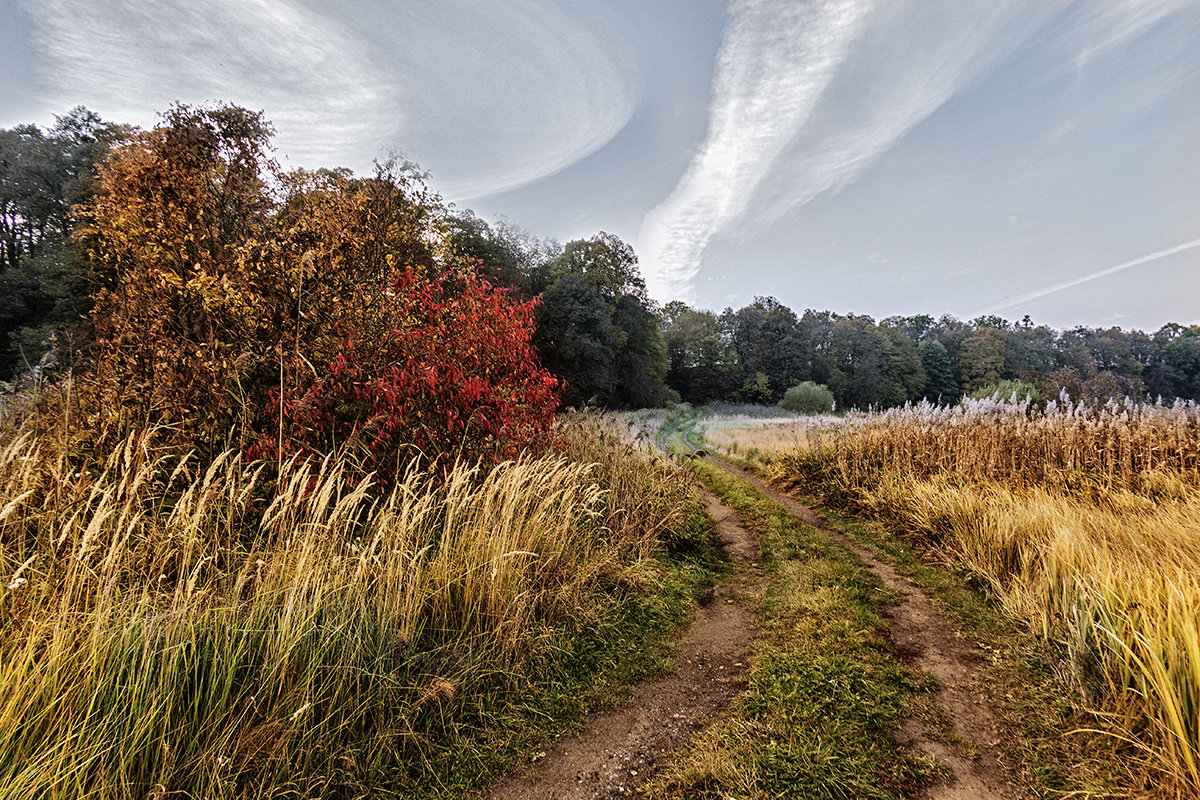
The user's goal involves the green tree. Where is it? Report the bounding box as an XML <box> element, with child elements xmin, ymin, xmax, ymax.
<box><xmin>535</xmin><ymin>232</ymin><xmax>667</xmax><ymax>408</ymax></box>
<box><xmin>549</xmin><ymin>231</ymin><xmax>646</xmax><ymax>305</ymax></box>
<box><xmin>779</xmin><ymin>380</ymin><xmax>835</xmax><ymax>414</ymax></box>
<box><xmin>534</xmin><ymin>273</ymin><xmax>615</xmax><ymax>407</ymax></box>
<box><xmin>0</xmin><ymin>107</ymin><xmax>125</xmax><ymax>379</ymax></box>
<box><xmin>1159</xmin><ymin>325</ymin><xmax>1200</xmax><ymax>400</ymax></box>
<box><xmin>918</xmin><ymin>338</ymin><xmax>958</xmax><ymax>403</ymax></box>
<box><xmin>661</xmin><ymin>305</ymin><xmax>739</xmax><ymax>403</ymax></box>
<box><xmin>825</xmin><ymin>315</ymin><xmax>924</xmax><ymax>409</ymax></box>
<box><xmin>738</xmin><ymin>371</ymin><xmax>773</xmax><ymax>404</ymax></box>
<box><xmin>959</xmin><ymin>328</ymin><xmax>1007</xmax><ymax>393</ymax></box>
<box><xmin>720</xmin><ymin>296</ymin><xmax>807</xmax><ymax>400</ymax></box>
<box><xmin>611</xmin><ymin>293</ymin><xmax>669</xmax><ymax>408</ymax></box>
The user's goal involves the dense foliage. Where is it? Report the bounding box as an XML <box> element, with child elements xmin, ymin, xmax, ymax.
<box><xmin>0</xmin><ymin>108</ymin><xmax>124</xmax><ymax>380</ymax></box>
<box><xmin>661</xmin><ymin>303</ymin><xmax>1200</xmax><ymax>410</ymax></box>
<box><xmin>70</xmin><ymin>104</ymin><xmax>558</xmax><ymax>475</ymax></box>
<box><xmin>779</xmin><ymin>380</ymin><xmax>835</xmax><ymax>414</ymax></box>
<box><xmin>4</xmin><ymin>104</ymin><xmax>1199</xmax><ymax>421</ymax></box>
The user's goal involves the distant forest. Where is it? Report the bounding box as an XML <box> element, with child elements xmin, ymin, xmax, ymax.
<box><xmin>4</xmin><ymin>107</ymin><xmax>1199</xmax><ymax>412</ymax></box>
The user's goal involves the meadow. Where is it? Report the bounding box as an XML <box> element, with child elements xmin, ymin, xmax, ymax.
<box><xmin>0</xmin><ymin>413</ymin><xmax>710</xmax><ymax>799</ymax></box>
<box><xmin>694</xmin><ymin>395</ymin><xmax>1200</xmax><ymax>795</ymax></box>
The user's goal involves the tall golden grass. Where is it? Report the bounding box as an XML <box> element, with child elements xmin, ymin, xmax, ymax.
<box><xmin>0</xmin><ymin>413</ymin><xmax>697</xmax><ymax>798</ymax></box>
<box><xmin>746</xmin><ymin>396</ymin><xmax>1200</xmax><ymax>796</ymax></box>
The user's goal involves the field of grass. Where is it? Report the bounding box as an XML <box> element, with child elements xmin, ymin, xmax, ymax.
<box><xmin>698</xmin><ymin>397</ymin><xmax>1200</xmax><ymax>796</ymax></box>
<box><xmin>0</xmin><ymin>413</ymin><xmax>715</xmax><ymax>799</ymax></box>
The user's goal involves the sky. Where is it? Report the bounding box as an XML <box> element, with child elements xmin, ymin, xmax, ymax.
<box><xmin>3</xmin><ymin>0</ymin><xmax>1198</xmax><ymax>332</ymax></box>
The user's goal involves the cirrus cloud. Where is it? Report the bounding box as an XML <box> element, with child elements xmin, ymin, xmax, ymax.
<box><xmin>21</xmin><ymin>0</ymin><xmax>640</xmax><ymax>197</ymax></box>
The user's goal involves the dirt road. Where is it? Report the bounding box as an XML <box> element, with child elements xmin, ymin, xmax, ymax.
<box><xmin>488</xmin><ymin>447</ymin><xmax>1023</xmax><ymax>798</ymax></box>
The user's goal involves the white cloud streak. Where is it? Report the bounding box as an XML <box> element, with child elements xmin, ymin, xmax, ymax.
<box><xmin>375</xmin><ymin>0</ymin><xmax>639</xmax><ymax>200</ymax></box>
<box><xmin>25</xmin><ymin>0</ymin><xmax>394</xmax><ymax>170</ymax></box>
<box><xmin>970</xmin><ymin>237</ymin><xmax>1200</xmax><ymax>318</ymax></box>
<box><xmin>638</xmin><ymin>0</ymin><xmax>872</xmax><ymax>302</ymax></box>
<box><xmin>22</xmin><ymin>0</ymin><xmax>639</xmax><ymax>193</ymax></box>
<box><xmin>637</xmin><ymin>0</ymin><xmax>1070</xmax><ymax>303</ymax></box>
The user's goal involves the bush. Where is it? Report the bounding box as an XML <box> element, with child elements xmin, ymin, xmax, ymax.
<box><xmin>71</xmin><ymin>103</ymin><xmax>559</xmax><ymax>477</ymax></box>
<box><xmin>779</xmin><ymin>381</ymin><xmax>835</xmax><ymax>414</ymax></box>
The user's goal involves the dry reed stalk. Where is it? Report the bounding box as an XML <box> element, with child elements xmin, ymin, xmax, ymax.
<box><xmin>702</xmin><ymin>396</ymin><xmax>1200</xmax><ymax>795</ymax></box>
<box><xmin>0</xmin><ymin>412</ymin><xmax>697</xmax><ymax>798</ymax></box>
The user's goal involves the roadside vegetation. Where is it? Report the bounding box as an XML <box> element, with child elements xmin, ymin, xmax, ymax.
<box><xmin>0</xmin><ymin>412</ymin><xmax>714</xmax><ymax>798</ymax></box>
<box><xmin>693</xmin><ymin>398</ymin><xmax>1200</xmax><ymax>796</ymax></box>
<box><xmin>635</xmin><ymin>415</ymin><xmax>944</xmax><ymax>798</ymax></box>
<box><xmin>5</xmin><ymin>98</ymin><xmax>1200</xmax><ymax>799</ymax></box>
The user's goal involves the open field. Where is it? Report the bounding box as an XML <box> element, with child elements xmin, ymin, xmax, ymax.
<box><xmin>691</xmin><ymin>398</ymin><xmax>1200</xmax><ymax>796</ymax></box>
<box><xmin>0</xmin><ymin>413</ymin><xmax>714</xmax><ymax>799</ymax></box>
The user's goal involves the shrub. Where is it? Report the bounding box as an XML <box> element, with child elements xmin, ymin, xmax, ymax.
<box><xmin>779</xmin><ymin>380</ymin><xmax>835</xmax><ymax>414</ymax></box>
<box><xmin>71</xmin><ymin>104</ymin><xmax>558</xmax><ymax>477</ymax></box>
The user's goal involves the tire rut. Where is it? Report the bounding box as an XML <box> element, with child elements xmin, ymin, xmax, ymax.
<box><xmin>485</xmin><ymin>488</ymin><xmax>764</xmax><ymax>800</ymax></box>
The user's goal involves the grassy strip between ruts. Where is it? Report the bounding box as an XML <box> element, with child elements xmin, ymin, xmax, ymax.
<box><xmin>677</xmin><ymin>407</ymin><xmax>1138</xmax><ymax>797</ymax></box>
<box><xmin>639</xmin><ymin>452</ymin><xmax>947</xmax><ymax>799</ymax></box>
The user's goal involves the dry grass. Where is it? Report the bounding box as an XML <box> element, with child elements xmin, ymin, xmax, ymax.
<box><xmin>0</xmin><ymin>413</ymin><xmax>699</xmax><ymax>798</ymax></box>
<box><xmin>702</xmin><ymin>396</ymin><xmax>1200</xmax><ymax>796</ymax></box>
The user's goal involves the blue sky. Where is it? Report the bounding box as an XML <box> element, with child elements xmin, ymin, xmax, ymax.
<box><xmin>3</xmin><ymin>0</ymin><xmax>1198</xmax><ymax>331</ymax></box>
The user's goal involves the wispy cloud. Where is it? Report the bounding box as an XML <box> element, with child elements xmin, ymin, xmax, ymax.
<box><xmin>25</xmin><ymin>0</ymin><xmax>394</xmax><ymax>169</ymax></box>
<box><xmin>638</xmin><ymin>0</ymin><xmax>872</xmax><ymax>302</ymax></box>
<box><xmin>376</xmin><ymin>0</ymin><xmax>639</xmax><ymax>200</ymax></box>
<box><xmin>638</xmin><ymin>0</ymin><xmax>1067</xmax><ymax>302</ymax></box>
<box><xmin>22</xmin><ymin>0</ymin><xmax>639</xmax><ymax>193</ymax></box>
<box><xmin>970</xmin><ymin>237</ymin><xmax>1200</xmax><ymax>318</ymax></box>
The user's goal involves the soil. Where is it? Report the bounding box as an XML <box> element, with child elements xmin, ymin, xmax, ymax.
<box><xmin>487</xmin><ymin>448</ymin><xmax>1025</xmax><ymax>799</ymax></box>
<box><xmin>485</xmin><ymin>487</ymin><xmax>763</xmax><ymax>800</ymax></box>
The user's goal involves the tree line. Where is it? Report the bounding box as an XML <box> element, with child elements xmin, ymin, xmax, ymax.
<box><xmin>3</xmin><ymin>106</ymin><xmax>1198</xmax><ymax>414</ymax></box>
<box><xmin>447</xmin><ymin>219</ymin><xmax>1200</xmax><ymax>410</ymax></box>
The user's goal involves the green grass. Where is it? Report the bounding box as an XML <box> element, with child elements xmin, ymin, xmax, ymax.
<box><xmin>657</xmin><ymin>410</ymin><xmax>1132</xmax><ymax>796</ymax></box>
<box><xmin>640</xmin><ymin>457</ymin><xmax>945</xmax><ymax>799</ymax></box>
<box><xmin>389</xmin><ymin>539</ymin><xmax>717</xmax><ymax>797</ymax></box>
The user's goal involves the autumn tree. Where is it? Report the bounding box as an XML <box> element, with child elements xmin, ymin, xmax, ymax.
<box><xmin>75</xmin><ymin>103</ymin><xmax>558</xmax><ymax>475</ymax></box>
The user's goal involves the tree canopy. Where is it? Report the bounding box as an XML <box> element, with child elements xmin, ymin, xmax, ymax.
<box><xmin>70</xmin><ymin>103</ymin><xmax>559</xmax><ymax>476</ymax></box>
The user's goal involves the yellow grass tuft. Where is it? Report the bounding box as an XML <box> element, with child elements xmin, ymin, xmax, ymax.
<box><xmin>0</xmin><ymin>412</ymin><xmax>698</xmax><ymax>798</ymax></box>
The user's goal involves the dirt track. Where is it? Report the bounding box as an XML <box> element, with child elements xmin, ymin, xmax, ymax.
<box><xmin>711</xmin><ymin>454</ymin><xmax>1024</xmax><ymax>800</ymax></box>
<box><xmin>485</xmin><ymin>487</ymin><xmax>763</xmax><ymax>800</ymax></box>
<box><xmin>488</xmin><ymin>449</ymin><xmax>1023</xmax><ymax>799</ymax></box>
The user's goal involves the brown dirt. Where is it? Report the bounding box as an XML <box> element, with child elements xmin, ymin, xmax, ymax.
<box><xmin>710</xmin><ymin>454</ymin><xmax>1027</xmax><ymax>800</ymax></box>
<box><xmin>485</xmin><ymin>487</ymin><xmax>763</xmax><ymax>800</ymax></box>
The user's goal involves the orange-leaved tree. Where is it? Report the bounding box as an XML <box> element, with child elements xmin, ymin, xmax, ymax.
<box><xmin>74</xmin><ymin>103</ymin><xmax>558</xmax><ymax>476</ymax></box>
